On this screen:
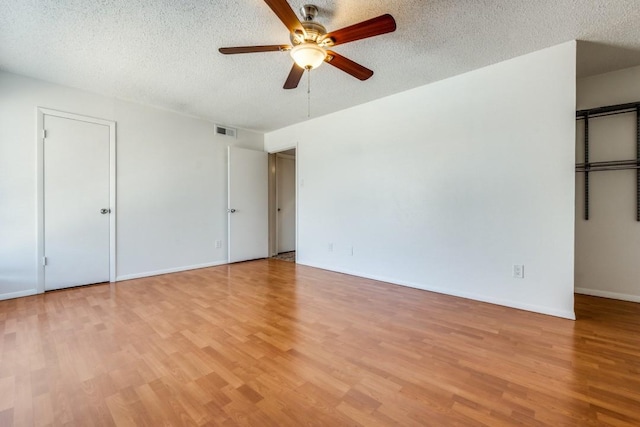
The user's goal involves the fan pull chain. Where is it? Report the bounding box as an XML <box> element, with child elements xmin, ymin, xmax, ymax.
<box><xmin>307</xmin><ymin>68</ymin><xmax>311</xmax><ymax>118</ymax></box>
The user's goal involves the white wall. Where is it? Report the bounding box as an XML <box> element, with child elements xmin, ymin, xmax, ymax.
<box><xmin>266</xmin><ymin>42</ymin><xmax>577</xmax><ymax>319</ymax></box>
<box><xmin>575</xmin><ymin>65</ymin><xmax>640</xmax><ymax>302</ymax></box>
<box><xmin>0</xmin><ymin>71</ymin><xmax>263</xmax><ymax>300</ymax></box>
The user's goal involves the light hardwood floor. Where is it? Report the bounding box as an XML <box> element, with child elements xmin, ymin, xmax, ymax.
<box><xmin>1</xmin><ymin>259</ymin><xmax>639</xmax><ymax>426</ymax></box>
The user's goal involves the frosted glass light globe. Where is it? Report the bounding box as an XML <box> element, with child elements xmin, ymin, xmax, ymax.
<box><xmin>290</xmin><ymin>43</ymin><xmax>326</xmax><ymax>69</ymax></box>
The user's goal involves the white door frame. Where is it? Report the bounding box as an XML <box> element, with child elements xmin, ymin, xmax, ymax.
<box><xmin>269</xmin><ymin>146</ymin><xmax>298</xmax><ymax>258</ymax></box>
<box><xmin>36</xmin><ymin>107</ymin><xmax>117</xmax><ymax>293</ymax></box>
<box><xmin>275</xmin><ymin>152</ymin><xmax>296</xmax><ymax>254</ymax></box>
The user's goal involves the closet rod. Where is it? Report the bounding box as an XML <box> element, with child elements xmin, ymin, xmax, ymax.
<box><xmin>576</xmin><ymin>159</ymin><xmax>640</xmax><ymax>168</ymax></box>
<box><xmin>577</xmin><ymin>101</ymin><xmax>640</xmax><ymax>118</ymax></box>
<box><xmin>576</xmin><ymin>165</ymin><xmax>640</xmax><ymax>172</ymax></box>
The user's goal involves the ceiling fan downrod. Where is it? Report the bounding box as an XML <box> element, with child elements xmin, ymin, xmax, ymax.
<box><xmin>300</xmin><ymin>5</ymin><xmax>318</xmax><ymax>22</ymax></box>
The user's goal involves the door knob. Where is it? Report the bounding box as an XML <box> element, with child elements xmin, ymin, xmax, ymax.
<box><xmin>228</xmin><ymin>208</ymin><xmax>236</xmax><ymax>213</ymax></box>
<box><xmin>100</xmin><ymin>208</ymin><xmax>111</xmax><ymax>214</ymax></box>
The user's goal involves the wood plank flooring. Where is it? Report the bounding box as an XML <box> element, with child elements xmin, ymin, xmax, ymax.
<box><xmin>1</xmin><ymin>259</ymin><xmax>639</xmax><ymax>426</ymax></box>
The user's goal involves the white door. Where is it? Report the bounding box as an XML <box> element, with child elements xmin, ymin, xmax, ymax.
<box><xmin>228</xmin><ymin>147</ymin><xmax>268</xmax><ymax>263</ymax></box>
<box><xmin>276</xmin><ymin>155</ymin><xmax>296</xmax><ymax>253</ymax></box>
<box><xmin>44</xmin><ymin>115</ymin><xmax>111</xmax><ymax>290</ymax></box>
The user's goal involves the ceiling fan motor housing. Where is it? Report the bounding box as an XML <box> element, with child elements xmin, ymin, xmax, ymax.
<box><xmin>295</xmin><ymin>21</ymin><xmax>327</xmax><ymax>43</ymax></box>
<box><xmin>289</xmin><ymin>5</ymin><xmax>331</xmax><ymax>45</ymax></box>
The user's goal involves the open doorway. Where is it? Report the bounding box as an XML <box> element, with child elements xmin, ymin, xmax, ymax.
<box><xmin>574</xmin><ymin>56</ymin><xmax>640</xmax><ymax>304</ymax></box>
<box><xmin>269</xmin><ymin>148</ymin><xmax>296</xmax><ymax>262</ymax></box>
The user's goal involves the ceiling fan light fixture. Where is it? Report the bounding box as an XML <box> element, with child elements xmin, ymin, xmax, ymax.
<box><xmin>290</xmin><ymin>43</ymin><xmax>326</xmax><ymax>69</ymax></box>
<box><xmin>218</xmin><ymin>1</ymin><xmax>397</xmax><ymax>89</ymax></box>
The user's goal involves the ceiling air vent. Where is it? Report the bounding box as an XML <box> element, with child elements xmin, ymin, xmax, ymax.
<box><xmin>215</xmin><ymin>124</ymin><xmax>236</xmax><ymax>139</ymax></box>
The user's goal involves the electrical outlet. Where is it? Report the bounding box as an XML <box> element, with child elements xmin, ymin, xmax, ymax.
<box><xmin>328</xmin><ymin>243</ymin><xmax>333</xmax><ymax>252</ymax></box>
<box><xmin>215</xmin><ymin>240</ymin><xmax>222</xmax><ymax>249</ymax></box>
<box><xmin>350</xmin><ymin>246</ymin><xmax>354</xmax><ymax>256</ymax></box>
<box><xmin>512</xmin><ymin>264</ymin><xmax>524</xmax><ymax>279</ymax></box>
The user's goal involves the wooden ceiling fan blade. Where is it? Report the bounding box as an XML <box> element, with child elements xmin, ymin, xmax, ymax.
<box><xmin>219</xmin><ymin>45</ymin><xmax>290</xmax><ymax>54</ymax></box>
<box><xmin>284</xmin><ymin>64</ymin><xmax>305</xmax><ymax>89</ymax></box>
<box><xmin>323</xmin><ymin>14</ymin><xmax>396</xmax><ymax>46</ymax></box>
<box><xmin>264</xmin><ymin>0</ymin><xmax>304</xmax><ymax>34</ymax></box>
<box><xmin>325</xmin><ymin>51</ymin><xmax>373</xmax><ymax>81</ymax></box>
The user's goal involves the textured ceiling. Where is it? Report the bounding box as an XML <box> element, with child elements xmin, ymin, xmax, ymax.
<box><xmin>2</xmin><ymin>1</ymin><xmax>640</xmax><ymax>132</ymax></box>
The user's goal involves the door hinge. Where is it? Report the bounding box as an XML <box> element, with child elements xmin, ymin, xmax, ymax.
<box><xmin>42</xmin><ymin>129</ymin><xmax>47</xmax><ymax>139</ymax></box>
<box><xmin>42</xmin><ymin>256</ymin><xmax>47</xmax><ymax>266</ymax></box>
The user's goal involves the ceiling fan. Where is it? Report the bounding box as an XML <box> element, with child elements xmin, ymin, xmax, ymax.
<box><xmin>219</xmin><ymin>0</ymin><xmax>396</xmax><ymax>89</ymax></box>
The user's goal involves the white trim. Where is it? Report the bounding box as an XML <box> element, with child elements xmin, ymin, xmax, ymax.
<box><xmin>36</xmin><ymin>110</ymin><xmax>45</xmax><ymax>293</ymax></box>
<box><xmin>36</xmin><ymin>107</ymin><xmax>117</xmax><ymax>293</ymax></box>
<box><xmin>109</xmin><ymin>121</ymin><xmax>117</xmax><ymax>282</ymax></box>
<box><xmin>273</xmin><ymin>147</ymin><xmax>297</xmax><ymax>257</ymax></box>
<box><xmin>275</xmin><ymin>155</ymin><xmax>279</xmax><ymax>255</ymax></box>
<box><xmin>116</xmin><ymin>260</ymin><xmax>227</xmax><ymax>281</ymax></box>
<box><xmin>297</xmin><ymin>261</ymin><xmax>577</xmax><ymax>320</ymax></box>
<box><xmin>227</xmin><ymin>146</ymin><xmax>232</xmax><ymax>263</ymax></box>
<box><xmin>294</xmin><ymin>143</ymin><xmax>298</xmax><ymax>262</ymax></box>
<box><xmin>270</xmin><ymin>146</ymin><xmax>297</xmax><ymax>258</ymax></box>
<box><xmin>267</xmin><ymin>153</ymin><xmax>278</xmax><ymax>257</ymax></box>
<box><xmin>267</xmin><ymin>144</ymin><xmax>296</xmax><ymax>154</ymax></box>
<box><xmin>0</xmin><ymin>289</ymin><xmax>38</xmax><ymax>301</ymax></box>
<box><xmin>575</xmin><ymin>287</ymin><xmax>640</xmax><ymax>303</ymax></box>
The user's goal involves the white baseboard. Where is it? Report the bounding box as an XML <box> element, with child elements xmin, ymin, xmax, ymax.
<box><xmin>297</xmin><ymin>261</ymin><xmax>576</xmax><ymax>320</ymax></box>
<box><xmin>116</xmin><ymin>260</ymin><xmax>228</xmax><ymax>282</ymax></box>
<box><xmin>0</xmin><ymin>289</ymin><xmax>38</xmax><ymax>301</ymax></box>
<box><xmin>575</xmin><ymin>287</ymin><xmax>640</xmax><ymax>303</ymax></box>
